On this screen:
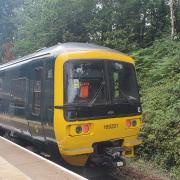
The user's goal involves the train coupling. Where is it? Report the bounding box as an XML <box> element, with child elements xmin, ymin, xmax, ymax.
<box><xmin>104</xmin><ymin>147</ymin><xmax>126</xmax><ymax>167</ymax></box>
<box><xmin>89</xmin><ymin>147</ymin><xmax>126</xmax><ymax>167</ymax></box>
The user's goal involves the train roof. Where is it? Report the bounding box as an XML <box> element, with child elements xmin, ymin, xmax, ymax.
<box><xmin>0</xmin><ymin>42</ymin><xmax>127</xmax><ymax>69</ymax></box>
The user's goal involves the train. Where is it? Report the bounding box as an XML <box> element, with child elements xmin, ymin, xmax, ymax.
<box><xmin>0</xmin><ymin>43</ymin><xmax>142</xmax><ymax>167</ymax></box>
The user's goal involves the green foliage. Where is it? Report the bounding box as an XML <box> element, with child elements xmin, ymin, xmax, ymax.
<box><xmin>132</xmin><ymin>39</ymin><xmax>180</xmax><ymax>178</ymax></box>
<box><xmin>13</xmin><ymin>0</ymin><xmax>97</xmax><ymax>56</ymax></box>
<box><xmin>0</xmin><ymin>0</ymin><xmax>20</xmax><ymax>43</ymax></box>
<box><xmin>0</xmin><ymin>0</ymin><xmax>180</xmax><ymax>178</ymax></box>
<box><xmin>12</xmin><ymin>0</ymin><xmax>175</xmax><ymax>57</ymax></box>
<box><xmin>0</xmin><ymin>0</ymin><xmax>23</xmax><ymax>59</ymax></box>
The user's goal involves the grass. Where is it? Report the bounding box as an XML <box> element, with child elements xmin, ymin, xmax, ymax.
<box><xmin>127</xmin><ymin>158</ymin><xmax>176</xmax><ymax>180</ymax></box>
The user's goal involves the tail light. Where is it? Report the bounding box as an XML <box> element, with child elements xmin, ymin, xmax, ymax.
<box><xmin>126</xmin><ymin>119</ymin><xmax>137</xmax><ymax>128</ymax></box>
<box><xmin>74</xmin><ymin>124</ymin><xmax>91</xmax><ymax>135</ymax></box>
<box><xmin>82</xmin><ymin>124</ymin><xmax>90</xmax><ymax>133</ymax></box>
<box><xmin>76</xmin><ymin>126</ymin><xmax>82</xmax><ymax>134</ymax></box>
<box><xmin>132</xmin><ymin>120</ymin><xmax>137</xmax><ymax>127</ymax></box>
<box><xmin>126</xmin><ymin>120</ymin><xmax>132</xmax><ymax>128</ymax></box>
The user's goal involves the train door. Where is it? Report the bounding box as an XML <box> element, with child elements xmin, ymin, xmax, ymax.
<box><xmin>28</xmin><ymin>66</ymin><xmax>46</xmax><ymax>144</ymax></box>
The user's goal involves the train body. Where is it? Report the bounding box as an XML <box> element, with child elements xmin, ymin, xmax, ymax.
<box><xmin>0</xmin><ymin>43</ymin><xmax>142</xmax><ymax>167</ymax></box>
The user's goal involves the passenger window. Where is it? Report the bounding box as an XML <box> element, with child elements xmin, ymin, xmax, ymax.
<box><xmin>0</xmin><ymin>79</ymin><xmax>2</xmax><ymax>91</ymax></box>
<box><xmin>11</xmin><ymin>78</ymin><xmax>27</xmax><ymax>108</ymax></box>
<box><xmin>32</xmin><ymin>67</ymin><xmax>43</xmax><ymax>116</ymax></box>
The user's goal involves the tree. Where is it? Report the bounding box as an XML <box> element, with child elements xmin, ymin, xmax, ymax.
<box><xmin>13</xmin><ymin>0</ymin><xmax>98</xmax><ymax>56</ymax></box>
<box><xmin>176</xmin><ymin>0</ymin><xmax>180</xmax><ymax>33</ymax></box>
<box><xmin>12</xmin><ymin>0</ymin><xmax>179</xmax><ymax>57</ymax></box>
<box><xmin>0</xmin><ymin>0</ymin><xmax>23</xmax><ymax>62</ymax></box>
<box><xmin>169</xmin><ymin>0</ymin><xmax>177</xmax><ymax>39</ymax></box>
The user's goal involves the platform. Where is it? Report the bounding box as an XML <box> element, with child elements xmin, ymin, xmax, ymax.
<box><xmin>0</xmin><ymin>137</ymin><xmax>86</xmax><ymax>180</ymax></box>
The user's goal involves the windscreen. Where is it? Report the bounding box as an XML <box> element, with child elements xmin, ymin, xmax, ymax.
<box><xmin>64</xmin><ymin>61</ymin><xmax>106</xmax><ymax>105</ymax></box>
<box><xmin>64</xmin><ymin>60</ymin><xmax>141</xmax><ymax>121</ymax></box>
<box><xmin>109</xmin><ymin>61</ymin><xmax>139</xmax><ymax>102</ymax></box>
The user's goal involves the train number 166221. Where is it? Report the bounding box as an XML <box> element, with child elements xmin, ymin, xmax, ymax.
<box><xmin>104</xmin><ymin>124</ymin><xmax>119</xmax><ymax>130</ymax></box>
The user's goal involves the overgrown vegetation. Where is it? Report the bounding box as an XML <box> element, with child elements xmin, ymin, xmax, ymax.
<box><xmin>2</xmin><ymin>0</ymin><xmax>180</xmax><ymax>58</ymax></box>
<box><xmin>132</xmin><ymin>39</ymin><xmax>180</xmax><ymax>178</ymax></box>
<box><xmin>0</xmin><ymin>0</ymin><xmax>180</xmax><ymax>178</ymax></box>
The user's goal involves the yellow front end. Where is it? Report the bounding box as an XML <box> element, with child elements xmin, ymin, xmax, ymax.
<box><xmin>54</xmin><ymin>51</ymin><xmax>142</xmax><ymax>166</ymax></box>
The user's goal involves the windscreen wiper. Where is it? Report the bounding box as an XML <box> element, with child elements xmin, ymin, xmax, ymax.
<box><xmin>54</xmin><ymin>104</ymin><xmax>92</xmax><ymax>110</ymax></box>
<box><xmin>89</xmin><ymin>81</ymin><xmax>105</xmax><ymax>105</ymax></box>
<box><xmin>118</xmin><ymin>89</ymin><xmax>139</xmax><ymax>106</ymax></box>
<box><xmin>54</xmin><ymin>81</ymin><xmax>105</xmax><ymax>109</ymax></box>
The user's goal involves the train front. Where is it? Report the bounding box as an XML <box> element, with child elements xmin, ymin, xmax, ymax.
<box><xmin>54</xmin><ymin>49</ymin><xmax>142</xmax><ymax>167</ymax></box>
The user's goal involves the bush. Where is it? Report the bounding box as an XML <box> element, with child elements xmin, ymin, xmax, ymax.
<box><xmin>132</xmin><ymin>38</ymin><xmax>180</xmax><ymax>178</ymax></box>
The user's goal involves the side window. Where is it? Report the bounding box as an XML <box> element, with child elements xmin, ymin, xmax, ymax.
<box><xmin>11</xmin><ymin>78</ymin><xmax>27</xmax><ymax>108</ymax></box>
<box><xmin>32</xmin><ymin>67</ymin><xmax>43</xmax><ymax>116</ymax></box>
<box><xmin>0</xmin><ymin>79</ymin><xmax>2</xmax><ymax>91</ymax></box>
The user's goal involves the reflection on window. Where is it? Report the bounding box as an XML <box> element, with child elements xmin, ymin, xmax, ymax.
<box><xmin>65</xmin><ymin>61</ymin><xmax>106</xmax><ymax>104</ymax></box>
<box><xmin>0</xmin><ymin>79</ymin><xmax>2</xmax><ymax>91</ymax></box>
<box><xmin>113</xmin><ymin>72</ymin><xmax>120</xmax><ymax>98</ymax></box>
<box><xmin>11</xmin><ymin>78</ymin><xmax>27</xmax><ymax>108</ymax></box>
<box><xmin>110</xmin><ymin>62</ymin><xmax>139</xmax><ymax>101</ymax></box>
<box><xmin>32</xmin><ymin>67</ymin><xmax>42</xmax><ymax>115</ymax></box>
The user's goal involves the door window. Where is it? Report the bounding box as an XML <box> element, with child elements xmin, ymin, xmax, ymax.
<box><xmin>32</xmin><ymin>67</ymin><xmax>43</xmax><ymax>116</ymax></box>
